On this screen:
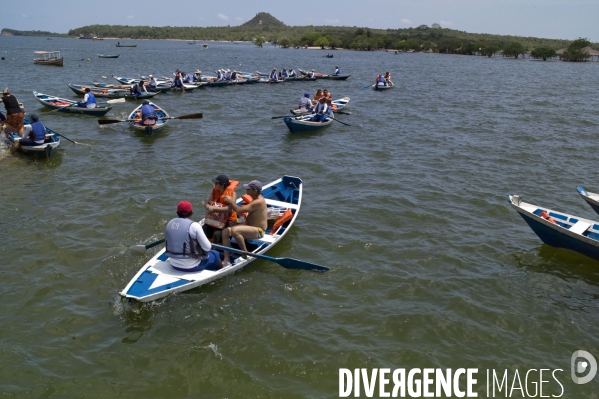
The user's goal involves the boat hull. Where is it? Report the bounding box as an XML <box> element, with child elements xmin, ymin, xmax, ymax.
<box><xmin>33</xmin><ymin>91</ymin><xmax>112</xmax><ymax>116</ymax></box>
<box><xmin>120</xmin><ymin>176</ymin><xmax>303</xmax><ymax>302</ymax></box>
<box><xmin>34</xmin><ymin>58</ymin><xmax>63</xmax><ymax>67</ymax></box>
<box><xmin>284</xmin><ymin>115</ymin><xmax>334</xmax><ymax>133</ymax></box>
<box><xmin>577</xmin><ymin>186</ymin><xmax>599</xmax><ymax>216</ymax></box>
<box><xmin>508</xmin><ymin>194</ymin><xmax>599</xmax><ymax>262</ymax></box>
<box><xmin>326</xmin><ymin>74</ymin><xmax>351</xmax><ymax>80</ymax></box>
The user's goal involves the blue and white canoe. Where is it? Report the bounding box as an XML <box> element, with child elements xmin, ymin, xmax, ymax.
<box><xmin>33</xmin><ymin>91</ymin><xmax>113</xmax><ymax>116</ymax></box>
<box><xmin>4</xmin><ymin>116</ymin><xmax>60</xmax><ymax>157</ymax></box>
<box><xmin>120</xmin><ymin>176</ymin><xmax>303</xmax><ymax>302</ymax></box>
<box><xmin>127</xmin><ymin>101</ymin><xmax>170</xmax><ymax>136</ymax></box>
<box><xmin>508</xmin><ymin>194</ymin><xmax>599</xmax><ymax>262</ymax></box>
<box><xmin>372</xmin><ymin>82</ymin><xmax>394</xmax><ymax>91</ymax></box>
<box><xmin>283</xmin><ymin>114</ymin><xmax>334</xmax><ymax>133</ymax></box>
<box><xmin>577</xmin><ymin>186</ymin><xmax>599</xmax><ymax>216</ymax></box>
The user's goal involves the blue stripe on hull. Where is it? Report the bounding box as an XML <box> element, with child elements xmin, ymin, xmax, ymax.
<box><xmin>519</xmin><ymin>213</ymin><xmax>599</xmax><ymax>261</ymax></box>
<box><xmin>125</xmin><ymin>269</ymin><xmax>190</xmax><ymax>297</ymax></box>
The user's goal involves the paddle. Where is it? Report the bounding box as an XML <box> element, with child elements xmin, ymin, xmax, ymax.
<box><xmin>53</xmin><ymin>131</ymin><xmax>90</xmax><ymax>146</ymax></box>
<box><xmin>336</xmin><ymin>111</ymin><xmax>352</xmax><ymax>115</ymax></box>
<box><xmin>98</xmin><ymin>112</ymin><xmax>203</xmax><ymax>125</ymax></box>
<box><xmin>212</xmin><ymin>244</ymin><xmax>328</xmax><ymax>272</ymax></box>
<box><xmin>130</xmin><ymin>238</ymin><xmax>165</xmax><ymax>253</ymax></box>
<box><xmin>328</xmin><ymin>116</ymin><xmax>352</xmax><ymax>126</ymax></box>
<box><xmin>363</xmin><ymin>84</ymin><xmax>374</xmax><ymax>89</ymax></box>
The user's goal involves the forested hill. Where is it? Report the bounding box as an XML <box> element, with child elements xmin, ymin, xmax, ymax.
<box><xmin>2</xmin><ymin>22</ymin><xmax>594</xmax><ymax>54</ymax></box>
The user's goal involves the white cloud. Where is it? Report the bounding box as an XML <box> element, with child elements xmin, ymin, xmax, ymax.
<box><xmin>440</xmin><ymin>20</ymin><xmax>453</xmax><ymax>26</ymax></box>
<box><xmin>400</xmin><ymin>19</ymin><xmax>411</xmax><ymax>25</ymax></box>
<box><xmin>127</xmin><ymin>15</ymin><xmax>134</xmax><ymax>19</ymax></box>
<box><xmin>325</xmin><ymin>18</ymin><xmax>340</xmax><ymax>25</ymax></box>
<box><xmin>218</xmin><ymin>13</ymin><xmax>229</xmax><ymax>21</ymax></box>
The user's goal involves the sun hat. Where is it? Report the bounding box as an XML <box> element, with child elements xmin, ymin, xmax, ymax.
<box><xmin>3</xmin><ymin>88</ymin><xmax>9</xmax><ymax>94</ymax></box>
<box><xmin>243</xmin><ymin>180</ymin><xmax>262</xmax><ymax>191</ymax></box>
<box><xmin>177</xmin><ymin>200</ymin><xmax>193</xmax><ymax>216</ymax></box>
<box><xmin>195</xmin><ymin>69</ymin><xmax>201</xmax><ymax>74</ymax></box>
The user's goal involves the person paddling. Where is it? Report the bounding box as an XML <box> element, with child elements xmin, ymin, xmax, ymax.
<box><xmin>140</xmin><ymin>99</ymin><xmax>157</xmax><ymax>126</ymax></box>
<box><xmin>11</xmin><ymin>114</ymin><xmax>46</xmax><ymax>154</ymax></box>
<box><xmin>297</xmin><ymin>92</ymin><xmax>313</xmax><ymax>112</ymax></box>
<box><xmin>78</xmin><ymin>87</ymin><xmax>97</xmax><ymax>108</ymax></box>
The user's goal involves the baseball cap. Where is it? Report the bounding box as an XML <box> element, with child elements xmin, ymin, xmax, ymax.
<box><xmin>304</xmin><ymin>92</ymin><xmax>310</xmax><ymax>97</ymax></box>
<box><xmin>177</xmin><ymin>200</ymin><xmax>193</xmax><ymax>216</ymax></box>
<box><xmin>211</xmin><ymin>174</ymin><xmax>229</xmax><ymax>185</ymax></box>
<box><xmin>243</xmin><ymin>180</ymin><xmax>262</xmax><ymax>191</ymax></box>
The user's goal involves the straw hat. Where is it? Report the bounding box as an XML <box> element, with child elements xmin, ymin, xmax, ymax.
<box><xmin>195</xmin><ymin>69</ymin><xmax>201</xmax><ymax>74</ymax></box>
<box><xmin>2</xmin><ymin>88</ymin><xmax>9</xmax><ymax>94</ymax></box>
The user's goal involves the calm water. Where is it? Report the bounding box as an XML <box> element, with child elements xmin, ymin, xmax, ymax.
<box><xmin>1</xmin><ymin>36</ymin><xmax>599</xmax><ymax>398</ymax></box>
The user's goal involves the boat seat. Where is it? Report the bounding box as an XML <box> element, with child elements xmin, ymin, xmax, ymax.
<box><xmin>232</xmin><ymin>233</ymin><xmax>276</xmax><ymax>246</ymax></box>
<box><xmin>569</xmin><ymin>221</ymin><xmax>591</xmax><ymax>235</ymax></box>
<box><xmin>264</xmin><ymin>199</ymin><xmax>299</xmax><ymax>209</ymax></box>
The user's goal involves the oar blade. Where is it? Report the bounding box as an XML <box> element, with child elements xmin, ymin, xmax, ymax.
<box><xmin>130</xmin><ymin>244</ymin><xmax>148</xmax><ymax>253</ymax></box>
<box><xmin>276</xmin><ymin>257</ymin><xmax>329</xmax><ymax>272</ymax></box>
<box><xmin>98</xmin><ymin>119</ymin><xmax>126</xmax><ymax>125</ymax></box>
<box><xmin>174</xmin><ymin>112</ymin><xmax>203</xmax><ymax>120</ymax></box>
<box><xmin>106</xmin><ymin>98</ymin><xmax>126</xmax><ymax>104</ymax></box>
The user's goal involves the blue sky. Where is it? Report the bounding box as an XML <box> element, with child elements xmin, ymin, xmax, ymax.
<box><xmin>2</xmin><ymin>0</ymin><xmax>597</xmax><ymax>42</ymax></box>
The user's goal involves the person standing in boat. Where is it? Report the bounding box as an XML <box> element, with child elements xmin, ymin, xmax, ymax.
<box><xmin>0</xmin><ymin>88</ymin><xmax>25</xmax><ymax>135</ymax></box>
<box><xmin>297</xmin><ymin>92</ymin><xmax>313</xmax><ymax>112</ymax></box>
<box><xmin>221</xmin><ymin>180</ymin><xmax>267</xmax><ymax>267</ymax></box>
<box><xmin>203</xmin><ymin>174</ymin><xmax>239</xmax><ymax>244</ymax></box>
<box><xmin>147</xmin><ymin>75</ymin><xmax>157</xmax><ymax>89</ymax></box>
<box><xmin>165</xmin><ymin>200</ymin><xmax>222</xmax><ymax>272</ymax></box>
<box><xmin>130</xmin><ymin>80</ymin><xmax>147</xmax><ymax>99</ymax></box>
<box><xmin>311</xmin><ymin>97</ymin><xmax>329</xmax><ymax>123</ymax></box>
<box><xmin>11</xmin><ymin>114</ymin><xmax>46</xmax><ymax>154</ymax></box>
<box><xmin>333</xmin><ymin>66</ymin><xmax>341</xmax><ymax>76</ymax></box>
<box><xmin>77</xmin><ymin>87</ymin><xmax>97</xmax><ymax>108</ymax></box>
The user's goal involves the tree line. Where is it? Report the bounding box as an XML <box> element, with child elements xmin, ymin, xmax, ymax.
<box><xmin>3</xmin><ymin>25</ymin><xmax>597</xmax><ymax>61</ymax></box>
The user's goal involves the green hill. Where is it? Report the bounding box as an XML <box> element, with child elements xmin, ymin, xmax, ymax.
<box><xmin>242</xmin><ymin>12</ymin><xmax>285</xmax><ymax>27</ymax></box>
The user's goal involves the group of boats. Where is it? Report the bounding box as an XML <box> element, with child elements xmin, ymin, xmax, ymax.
<box><xmin>508</xmin><ymin>187</ymin><xmax>599</xmax><ymax>262</ymax></box>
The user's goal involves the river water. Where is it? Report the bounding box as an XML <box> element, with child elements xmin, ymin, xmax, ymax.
<box><xmin>1</xmin><ymin>36</ymin><xmax>599</xmax><ymax>398</ymax></box>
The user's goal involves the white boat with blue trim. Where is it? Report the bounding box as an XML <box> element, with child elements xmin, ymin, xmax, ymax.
<box><xmin>508</xmin><ymin>194</ymin><xmax>599</xmax><ymax>262</ymax></box>
<box><xmin>120</xmin><ymin>176</ymin><xmax>305</xmax><ymax>302</ymax></box>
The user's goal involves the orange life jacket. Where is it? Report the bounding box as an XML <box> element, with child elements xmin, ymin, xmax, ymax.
<box><xmin>539</xmin><ymin>210</ymin><xmax>556</xmax><ymax>224</ymax></box>
<box><xmin>240</xmin><ymin>194</ymin><xmax>252</xmax><ymax>218</ymax></box>
<box><xmin>270</xmin><ymin>209</ymin><xmax>293</xmax><ymax>235</ymax></box>
<box><xmin>210</xmin><ymin>180</ymin><xmax>239</xmax><ymax>221</ymax></box>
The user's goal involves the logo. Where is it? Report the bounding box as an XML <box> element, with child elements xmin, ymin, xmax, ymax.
<box><xmin>571</xmin><ymin>350</ymin><xmax>597</xmax><ymax>384</ymax></box>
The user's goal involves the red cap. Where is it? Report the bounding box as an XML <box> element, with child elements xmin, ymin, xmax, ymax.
<box><xmin>177</xmin><ymin>200</ymin><xmax>192</xmax><ymax>215</ymax></box>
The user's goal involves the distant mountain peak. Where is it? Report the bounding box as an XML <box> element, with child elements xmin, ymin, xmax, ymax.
<box><xmin>242</xmin><ymin>12</ymin><xmax>285</xmax><ymax>27</ymax></box>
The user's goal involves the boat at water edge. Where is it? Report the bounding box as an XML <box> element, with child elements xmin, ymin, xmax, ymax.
<box><xmin>120</xmin><ymin>175</ymin><xmax>304</xmax><ymax>302</ymax></box>
<box><xmin>508</xmin><ymin>194</ymin><xmax>599</xmax><ymax>262</ymax></box>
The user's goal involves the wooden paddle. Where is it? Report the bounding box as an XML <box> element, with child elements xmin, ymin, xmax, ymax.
<box><xmin>211</xmin><ymin>244</ymin><xmax>329</xmax><ymax>272</ymax></box>
<box><xmin>53</xmin><ymin>131</ymin><xmax>90</xmax><ymax>146</ymax></box>
<box><xmin>130</xmin><ymin>238</ymin><xmax>165</xmax><ymax>253</ymax></box>
<box><xmin>328</xmin><ymin>116</ymin><xmax>352</xmax><ymax>126</ymax></box>
<box><xmin>98</xmin><ymin>112</ymin><xmax>203</xmax><ymax>125</ymax></box>
<box><xmin>130</xmin><ymin>239</ymin><xmax>328</xmax><ymax>271</ymax></box>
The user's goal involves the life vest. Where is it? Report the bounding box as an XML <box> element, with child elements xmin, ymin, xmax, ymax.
<box><xmin>209</xmin><ymin>180</ymin><xmax>240</xmax><ymax>222</ymax></box>
<box><xmin>141</xmin><ymin>104</ymin><xmax>156</xmax><ymax>119</ymax></box>
<box><xmin>30</xmin><ymin>121</ymin><xmax>46</xmax><ymax>143</ymax></box>
<box><xmin>240</xmin><ymin>194</ymin><xmax>252</xmax><ymax>218</ymax></box>
<box><xmin>270</xmin><ymin>209</ymin><xmax>293</xmax><ymax>235</ymax></box>
<box><xmin>86</xmin><ymin>92</ymin><xmax>97</xmax><ymax>105</ymax></box>
<box><xmin>539</xmin><ymin>210</ymin><xmax>557</xmax><ymax>224</ymax></box>
<box><xmin>299</xmin><ymin>97</ymin><xmax>311</xmax><ymax>108</ymax></box>
<box><xmin>165</xmin><ymin>218</ymin><xmax>207</xmax><ymax>259</ymax></box>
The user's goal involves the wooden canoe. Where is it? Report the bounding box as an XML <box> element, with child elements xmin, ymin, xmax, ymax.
<box><xmin>4</xmin><ymin>115</ymin><xmax>60</xmax><ymax>157</ymax></box>
<box><xmin>127</xmin><ymin>101</ymin><xmax>170</xmax><ymax>135</ymax></box>
<box><xmin>33</xmin><ymin>91</ymin><xmax>112</xmax><ymax>116</ymax></box>
<box><xmin>283</xmin><ymin>114</ymin><xmax>334</xmax><ymax>133</ymax></box>
<box><xmin>120</xmin><ymin>176</ymin><xmax>304</xmax><ymax>302</ymax></box>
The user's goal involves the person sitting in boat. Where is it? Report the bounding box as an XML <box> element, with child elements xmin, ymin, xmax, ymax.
<box><xmin>333</xmin><ymin>66</ymin><xmax>341</xmax><ymax>76</ymax></box>
<box><xmin>224</xmin><ymin>70</ymin><xmax>233</xmax><ymax>81</ymax></box>
<box><xmin>376</xmin><ymin>74</ymin><xmax>387</xmax><ymax>87</ymax></box>
<box><xmin>384</xmin><ymin>72</ymin><xmax>392</xmax><ymax>85</ymax></box>
<box><xmin>0</xmin><ymin>87</ymin><xmax>25</xmax><ymax>134</ymax></box>
<box><xmin>281</xmin><ymin>68</ymin><xmax>289</xmax><ymax>78</ymax></box>
<box><xmin>203</xmin><ymin>174</ymin><xmax>239</xmax><ymax>244</ymax></box>
<box><xmin>230</xmin><ymin>70</ymin><xmax>238</xmax><ymax>81</ymax></box>
<box><xmin>307</xmin><ymin>69</ymin><xmax>316</xmax><ymax>79</ymax></box>
<box><xmin>11</xmin><ymin>113</ymin><xmax>46</xmax><ymax>154</ymax></box>
<box><xmin>288</xmin><ymin>68</ymin><xmax>297</xmax><ymax>77</ymax></box>
<box><xmin>77</xmin><ymin>87</ymin><xmax>97</xmax><ymax>108</ymax></box>
<box><xmin>193</xmin><ymin>69</ymin><xmax>203</xmax><ymax>82</ymax></box>
<box><xmin>221</xmin><ymin>180</ymin><xmax>267</xmax><ymax>268</ymax></box>
<box><xmin>130</xmin><ymin>80</ymin><xmax>148</xmax><ymax>99</ymax></box>
<box><xmin>297</xmin><ymin>92</ymin><xmax>313</xmax><ymax>112</ymax></box>
<box><xmin>182</xmin><ymin>72</ymin><xmax>192</xmax><ymax>84</ymax></box>
<box><xmin>147</xmin><ymin>75</ymin><xmax>157</xmax><ymax>89</ymax></box>
<box><xmin>313</xmin><ymin>89</ymin><xmax>323</xmax><ymax>103</ymax></box>
<box><xmin>269</xmin><ymin>68</ymin><xmax>278</xmax><ymax>82</ymax></box>
<box><xmin>171</xmin><ymin>74</ymin><xmax>184</xmax><ymax>90</ymax></box>
<box><xmin>311</xmin><ymin>97</ymin><xmax>330</xmax><ymax>123</ymax></box>
<box><xmin>139</xmin><ymin>99</ymin><xmax>157</xmax><ymax>126</ymax></box>
<box><xmin>165</xmin><ymin>200</ymin><xmax>222</xmax><ymax>272</ymax></box>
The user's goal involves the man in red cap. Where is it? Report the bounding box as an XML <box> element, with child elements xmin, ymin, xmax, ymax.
<box><xmin>164</xmin><ymin>200</ymin><xmax>222</xmax><ymax>271</ymax></box>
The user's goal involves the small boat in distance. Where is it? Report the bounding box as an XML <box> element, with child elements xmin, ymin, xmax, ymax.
<box><xmin>188</xmin><ymin>41</ymin><xmax>196</xmax><ymax>45</ymax></box>
<box><xmin>98</xmin><ymin>54</ymin><xmax>120</xmax><ymax>58</ymax></box>
<box><xmin>116</xmin><ymin>42</ymin><xmax>137</xmax><ymax>47</ymax></box>
<box><xmin>203</xmin><ymin>44</ymin><xmax>208</xmax><ymax>49</ymax></box>
<box><xmin>33</xmin><ymin>51</ymin><xmax>63</xmax><ymax>67</ymax></box>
